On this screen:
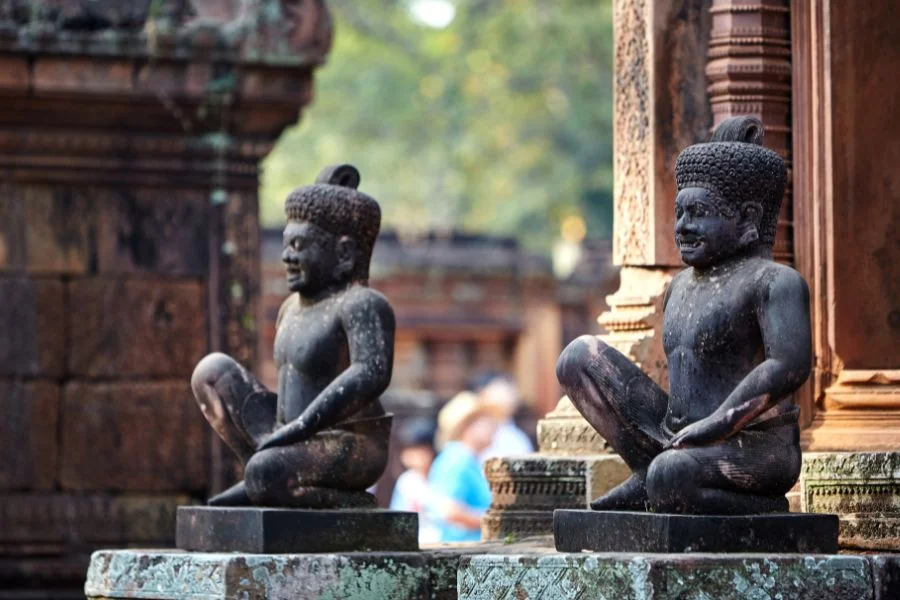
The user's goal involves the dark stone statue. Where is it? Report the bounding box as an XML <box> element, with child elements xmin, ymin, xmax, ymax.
<box><xmin>557</xmin><ymin>116</ymin><xmax>811</xmax><ymax>515</ymax></box>
<box><xmin>191</xmin><ymin>164</ymin><xmax>395</xmax><ymax>508</ymax></box>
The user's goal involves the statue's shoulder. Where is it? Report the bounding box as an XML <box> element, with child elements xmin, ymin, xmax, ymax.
<box><xmin>338</xmin><ymin>285</ymin><xmax>396</xmax><ymax>323</ymax></box>
<box><xmin>749</xmin><ymin>259</ymin><xmax>810</xmax><ymax>303</ymax></box>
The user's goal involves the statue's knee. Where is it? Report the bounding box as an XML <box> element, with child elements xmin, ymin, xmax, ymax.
<box><xmin>244</xmin><ymin>450</ymin><xmax>284</xmax><ymax>503</ymax></box>
<box><xmin>191</xmin><ymin>352</ymin><xmax>238</xmax><ymax>395</ymax></box>
<box><xmin>646</xmin><ymin>450</ymin><xmax>699</xmax><ymax>512</ymax></box>
<box><xmin>556</xmin><ymin>335</ymin><xmax>607</xmax><ymax>387</ymax></box>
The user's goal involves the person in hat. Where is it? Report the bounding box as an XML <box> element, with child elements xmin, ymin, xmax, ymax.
<box><xmin>427</xmin><ymin>391</ymin><xmax>499</xmax><ymax>542</ymax></box>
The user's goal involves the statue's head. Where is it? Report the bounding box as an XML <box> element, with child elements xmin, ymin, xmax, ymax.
<box><xmin>673</xmin><ymin>116</ymin><xmax>786</xmax><ymax>268</ymax></box>
<box><xmin>282</xmin><ymin>164</ymin><xmax>381</xmax><ymax>296</ymax></box>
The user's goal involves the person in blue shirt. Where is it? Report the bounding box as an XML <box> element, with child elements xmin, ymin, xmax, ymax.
<box><xmin>428</xmin><ymin>391</ymin><xmax>499</xmax><ymax>543</ymax></box>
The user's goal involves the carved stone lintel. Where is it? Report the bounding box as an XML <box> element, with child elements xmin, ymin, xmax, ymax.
<box><xmin>801</xmin><ymin>452</ymin><xmax>900</xmax><ymax>550</ymax></box>
<box><xmin>481</xmin><ymin>455</ymin><xmax>629</xmax><ymax>541</ymax></box>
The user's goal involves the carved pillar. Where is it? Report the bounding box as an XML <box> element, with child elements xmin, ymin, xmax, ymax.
<box><xmin>706</xmin><ymin>0</ymin><xmax>793</xmax><ymax>264</ymax></box>
<box><xmin>792</xmin><ymin>0</ymin><xmax>900</xmax><ymax>452</ymax></box>
<box><xmin>0</xmin><ymin>2</ymin><xmax>331</xmax><ymax>595</ymax></box>
<box><xmin>483</xmin><ymin>0</ymin><xmax>713</xmax><ymax>541</ymax></box>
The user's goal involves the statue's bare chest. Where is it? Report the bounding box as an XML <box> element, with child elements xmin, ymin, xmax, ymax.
<box><xmin>273</xmin><ymin>300</ymin><xmax>347</xmax><ymax>376</ymax></box>
<box><xmin>662</xmin><ymin>272</ymin><xmax>761</xmax><ymax>359</ymax></box>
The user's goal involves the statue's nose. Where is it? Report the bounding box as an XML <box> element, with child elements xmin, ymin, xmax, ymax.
<box><xmin>282</xmin><ymin>247</ymin><xmax>298</xmax><ymax>264</ymax></box>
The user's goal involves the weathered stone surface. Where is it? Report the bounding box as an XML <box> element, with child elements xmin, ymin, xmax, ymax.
<box><xmin>0</xmin><ymin>381</ymin><xmax>59</xmax><ymax>490</ymax></box>
<box><xmin>0</xmin><ymin>278</ymin><xmax>65</xmax><ymax>377</ymax></box>
<box><xmin>872</xmin><ymin>555</ymin><xmax>900</xmax><ymax>600</ymax></box>
<box><xmin>60</xmin><ymin>382</ymin><xmax>208</xmax><ymax>492</ymax></box>
<box><xmin>536</xmin><ymin>396</ymin><xmax>611</xmax><ymax>455</ymax></box>
<box><xmin>0</xmin><ymin>494</ymin><xmax>189</xmax><ymax>545</ymax></box>
<box><xmin>554</xmin><ymin>510</ymin><xmax>839</xmax><ymax>554</ymax></box>
<box><xmin>85</xmin><ymin>550</ymin><xmax>431</xmax><ymax>600</ymax></box>
<box><xmin>97</xmin><ymin>190</ymin><xmax>209</xmax><ymax>277</ymax></box>
<box><xmin>67</xmin><ymin>279</ymin><xmax>206</xmax><ymax>377</ymax></box>
<box><xmin>0</xmin><ymin>187</ymin><xmax>95</xmax><ymax>274</ymax></box>
<box><xmin>458</xmin><ymin>553</ymin><xmax>875</xmax><ymax>600</ymax></box>
<box><xmin>176</xmin><ymin>507</ymin><xmax>418</xmax><ymax>553</ymax></box>
<box><xmin>802</xmin><ymin>452</ymin><xmax>900</xmax><ymax>513</ymax></box>
<box><xmin>482</xmin><ymin>454</ymin><xmax>629</xmax><ymax>541</ymax></box>
<box><xmin>802</xmin><ymin>452</ymin><xmax>900</xmax><ymax>550</ymax></box>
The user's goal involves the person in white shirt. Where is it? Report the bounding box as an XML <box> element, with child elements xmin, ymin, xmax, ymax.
<box><xmin>389</xmin><ymin>418</ymin><xmax>441</xmax><ymax>544</ymax></box>
<box><xmin>475</xmin><ymin>375</ymin><xmax>534</xmax><ymax>464</ymax></box>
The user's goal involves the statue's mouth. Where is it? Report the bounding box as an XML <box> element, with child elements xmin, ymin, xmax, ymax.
<box><xmin>677</xmin><ymin>237</ymin><xmax>703</xmax><ymax>251</ymax></box>
<box><xmin>285</xmin><ymin>266</ymin><xmax>306</xmax><ymax>283</ymax></box>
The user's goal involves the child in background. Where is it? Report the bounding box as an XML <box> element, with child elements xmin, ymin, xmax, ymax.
<box><xmin>389</xmin><ymin>418</ymin><xmax>440</xmax><ymax>544</ymax></box>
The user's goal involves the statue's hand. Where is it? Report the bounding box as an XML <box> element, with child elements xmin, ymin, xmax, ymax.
<box><xmin>258</xmin><ymin>420</ymin><xmax>309</xmax><ymax>451</ymax></box>
<box><xmin>668</xmin><ymin>415</ymin><xmax>730</xmax><ymax>449</ymax></box>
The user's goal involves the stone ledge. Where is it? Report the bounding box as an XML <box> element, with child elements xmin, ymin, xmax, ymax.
<box><xmin>85</xmin><ymin>550</ymin><xmax>430</xmax><ymax>600</ymax></box>
<box><xmin>458</xmin><ymin>553</ymin><xmax>900</xmax><ymax>600</ymax></box>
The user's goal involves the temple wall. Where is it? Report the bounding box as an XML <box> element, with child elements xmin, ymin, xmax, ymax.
<box><xmin>0</xmin><ymin>2</ymin><xmax>331</xmax><ymax>595</ymax></box>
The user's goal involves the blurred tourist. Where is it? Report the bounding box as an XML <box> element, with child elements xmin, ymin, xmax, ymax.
<box><xmin>428</xmin><ymin>391</ymin><xmax>499</xmax><ymax>542</ymax></box>
<box><xmin>389</xmin><ymin>418</ymin><xmax>440</xmax><ymax>544</ymax></box>
<box><xmin>475</xmin><ymin>374</ymin><xmax>534</xmax><ymax>463</ymax></box>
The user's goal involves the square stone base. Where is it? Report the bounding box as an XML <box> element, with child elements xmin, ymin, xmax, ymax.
<box><xmin>554</xmin><ymin>510</ymin><xmax>839</xmax><ymax>553</ymax></box>
<box><xmin>176</xmin><ymin>506</ymin><xmax>418</xmax><ymax>553</ymax></box>
<box><xmin>458</xmin><ymin>553</ymin><xmax>900</xmax><ymax>600</ymax></box>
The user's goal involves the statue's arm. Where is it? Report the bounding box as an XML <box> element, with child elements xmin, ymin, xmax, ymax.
<box><xmin>671</xmin><ymin>268</ymin><xmax>811</xmax><ymax>448</ymax></box>
<box><xmin>259</xmin><ymin>290</ymin><xmax>396</xmax><ymax>449</ymax></box>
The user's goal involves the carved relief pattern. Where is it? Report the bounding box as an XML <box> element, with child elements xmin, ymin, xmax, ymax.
<box><xmin>706</xmin><ymin>0</ymin><xmax>793</xmax><ymax>263</ymax></box>
<box><xmin>613</xmin><ymin>0</ymin><xmax>651</xmax><ymax>265</ymax></box>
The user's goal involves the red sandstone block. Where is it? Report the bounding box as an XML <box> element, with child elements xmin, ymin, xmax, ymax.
<box><xmin>0</xmin><ymin>381</ymin><xmax>59</xmax><ymax>491</ymax></box>
<box><xmin>0</xmin><ymin>186</ymin><xmax>95</xmax><ymax>274</ymax></box>
<box><xmin>67</xmin><ymin>279</ymin><xmax>207</xmax><ymax>378</ymax></box>
<box><xmin>97</xmin><ymin>189</ymin><xmax>210</xmax><ymax>277</ymax></box>
<box><xmin>0</xmin><ymin>57</ymin><xmax>29</xmax><ymax>91</ymax></box>
<box><xmin>0</xmin><ymin>278</ymin><xmax>65</xmax><ymax>377</ymax></box>
<box><xmin>0</xmin><ymin>493</ymin><xmax>190</xmax><ymax>544</ymax></box>
<box><xmin>33</xmin><ymin>57</ymin><xmax>133</xmax><ymax>94</ymax></box>
<box><xmin>59</xmin><ymin>381</ymin><xmax>208</xmax><ymax>492</ymax></box>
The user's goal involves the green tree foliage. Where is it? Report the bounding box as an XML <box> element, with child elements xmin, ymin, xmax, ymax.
<box><xmin>260</xmin><ymin>0</ymin><xmax>614</xmax><ymax>253</ymax></box>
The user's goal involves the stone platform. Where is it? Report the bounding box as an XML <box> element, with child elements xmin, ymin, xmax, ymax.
<box><xmin>458</xmin><ymin>553</ymin><xmax>900</xmax><ymax>600</ymax></box>
<box><xmin>554</xmin><ymin>510</ymin><xmax>839</xmax><ymax>554</ymax></box>
<box><xmin>86</xmin><ymin>550</ymin><xmax>431</xmax><ymax>600</ymax></box>
<box><xmin>85</xmin><ymin>538</ymin><xmax>557</xmax><ymax>600</ymax></box>
<box><xmin>176</xmin><ymin>506</ymin><xmax>418</xmax><ymax>553</ymax></box>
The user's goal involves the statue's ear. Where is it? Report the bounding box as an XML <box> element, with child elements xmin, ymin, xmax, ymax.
<box><xmin>739</xmin><ymin>201</ymin><xmax>763</xmax><ymax>247</ymax></box>
<box><xmin>335</xmin><ymin>236</ymin><xmax>357</xmax><ymax>279</ymax></box>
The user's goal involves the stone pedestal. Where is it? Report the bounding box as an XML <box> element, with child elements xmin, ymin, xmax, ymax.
<box><xmin>554</xmin><ymin>510</ymin><xmax>839</xmax><ymax>554</ymax></box>
<box><xmin>802</xmin><ymin>452</ymin><xmax>900</xmax><ymax>550</ymax></box>
<box><xmin>482</xmin><ymin>395</ymin><xmax>630</xmax><ymax>541</ymax></box>
<box><xmin>176</xmin><ymin>507</ymin><xmax>418</xmax><ymax>554</ymax></box>
<box><xmin>482</xmin><ymin>454</ymin><xmax>629</xmax><ymax>541</ymax></box>
<box><xmin>458</xmin><ymin>553</ymin><xmax>900</xmax><ymax>600</ymax></box>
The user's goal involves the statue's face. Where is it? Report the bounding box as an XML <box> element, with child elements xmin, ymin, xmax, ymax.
<box><xmin>674</xmin><ymin>187</ymin><xmax>741</xmax><ymax>268</ymax></box>
<box><xmin>281</xmin><ymin>220</ymin><xmax>340</xmax><ymax>296</ymax></box>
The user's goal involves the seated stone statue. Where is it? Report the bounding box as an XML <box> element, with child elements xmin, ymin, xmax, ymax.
<box><xmin>191</xmin><ymin>164</ymin><xmax>395</xmax><ymax>508</ymax></box>
<box><xmin>557</xmin><ymin>116</ymin><xmax>811</xmax><ymax>515</ymax></box>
